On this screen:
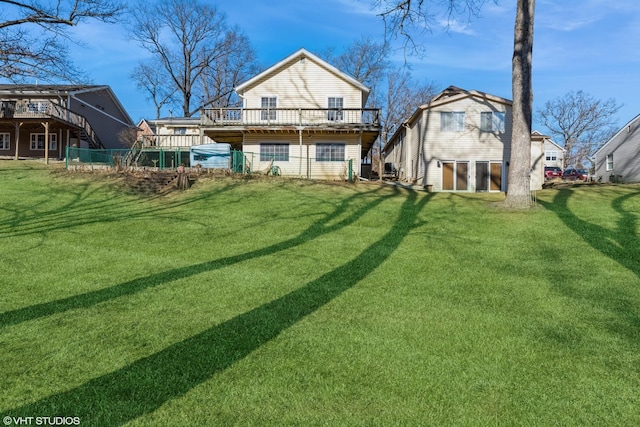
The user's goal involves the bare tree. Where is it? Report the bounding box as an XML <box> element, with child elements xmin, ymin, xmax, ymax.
<box><xmin>375</xmin><ymin>68</ymin><xmax>439</xmax><ymax>176</ymax></box>
<box><xmin>537</xmin><ymin>90</ymin><xmax>621</xmax><ymax>168</ymax></box>
<box><xmin>129</xmin><ymin>0</ymin><xmax>257</xmax><ymax>117</ymax></box>
<box><xmin>131</xmin><ymin>59</ymin><xmax>177</xmax><ymax>119</ymax></box>
<box><xmin>198</xmin><ymin>28</ymin><xmax>259</xmax><ymax>108</ymax></box>
<box><xmin>0</xmin><ymin>0</ymin><xmax>125</xmax><ymax>81</ymax></box>
<box><xmin>323</xmin><ymin>37</ymin><xmax>438</xmax><ymax>178</ymax></box>
<box><xmin>370</xmin><ymin>0</ymin><xmax>536</xmax><ymax>208</ymax></box>
<box><xmin>329</xmin><ymin>36</ymin><xmax>391</xmax><ymax>93</ymax></box>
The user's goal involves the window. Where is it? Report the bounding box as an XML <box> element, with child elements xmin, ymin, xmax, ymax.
<box><xmin>260</xmin><ymin>143</ymin><xmax>289</xmax><ymax>161</ymax></box>
<box><xmin>27</xmin><ymin>102</ymin><xmax>49</xmax><ymax>113</ymax></box>
<box><xmin>480</xmin><ymin>111</ymin><xmax>505</xmax><ymax>132</ymax></box>
<box><xmin>30</xmin><ymin>133</ymin><xmax>57</xmax><ymax>150</ymax></box>
<box><xmin>261</xmin><ymin>97</ymin><xmax>277</xmax><ymax>121</ymax></box>
<box><xmin>328</xmin><ymin>97</ymin><xmax>344</xmax><ymax>121</ymax></box>
<box><xmin>173</xmin><ymin>127</ymin><xmax>187</xmax><ymax>135</ymax></box>
<box><xmin>0</xmin><ymin>133</ymin><xmax>9</xmax><ymax>150</ymax></box>
<box><xmin>545</xmin><ymin>151</ymin><xmax>557</xmax><ymax>161</ymax></box>
<box><xmin>606</xmin><ymin>153</ymin><xmax>613</xmax><ymax>171</ymax></box>
<box><xmin>441</xmin><ymin>112</ymin><xmax>465</xmax><ymax>131</ymax></box>
<box><xmin>316</xmin><ymin>143</ymin><xmax>345</xmax><ymax>162</ymax></box>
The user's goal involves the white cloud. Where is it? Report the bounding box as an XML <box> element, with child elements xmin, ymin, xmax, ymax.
<box><xmin>438</xmin><ymin>19</ymin><xmax>476</xmax><ymax>36</ymax></box>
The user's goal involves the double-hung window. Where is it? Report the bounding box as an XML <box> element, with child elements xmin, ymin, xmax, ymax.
<box><xmin>0</xmin><ymin>133</ymin><xmax>10</xmax><ymax>150</ymax></box>
<box><xmin>261</xmin><ymin>97</ymin><xmax>277</xmax><ymax>121</ymax></box>
<box><xmin>30</xmin><ymin>133</ymin><xmax>57</xmax><ymax>150</ymax></box>
<box><xmin>316</xmin><ymin>143</ymin><xmax>345</xmax><ymax>162</ymax></box>
<box><xmin>260</xmin><ymin>143</ymin><xmax>289</xmax><ymax>162</ymax></box>
<box><xmin>480</xmin><ymin>111</ymin><xmax>506</xmax><ymax>132</ymax></box>
<box><xmin>441</xmin><ymin>112</ymin><xmax>465</xmax><ymax>131</ymax></box>
<box><xmin>606</xmin><ymin>153</ymin><xmax>614</xmax><ymax>171</ymax></box>
<box><xmin>328</xmin><ymin>97</ymin><xmax>344</xmax><ymax>121</ymax></box>
<box><xmin>545</xmin><ymin>151</ymin><xmax>557</xmax><ymax>162</ymax></box>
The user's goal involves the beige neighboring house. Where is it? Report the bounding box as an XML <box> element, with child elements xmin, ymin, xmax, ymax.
<box><xmin>383</xmin><ymin>86</ymin><xmax>544</xmax><ymax>192</ymax></box>
<box><xmin>537</xmin><ymin>131</ymin><xmax>565</xmax><ymax>168</ymax></box>
<box><xmin>199</xmin><ymin>48</ymin><xmax>380</xmax><ymax>179</ymax></box>
<box><xmin>146</xmin><ymin>116</ymin><xmax>213</xmax><ymax>149</ymax></box>
<box><xmin>0</xmin><ymin>85</ymin><xmax>133</xmax><ymax>161</ymax></box>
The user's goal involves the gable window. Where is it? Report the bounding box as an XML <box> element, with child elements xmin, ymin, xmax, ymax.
<box><xmin>260</xmin><ymin>143</ymin><xmax>289</xmax><ymax>162</ymax></box>
<box><xmin>480</xmin><ymin>111</ymin><xmax>505</xmax><ymax>132</ymax></box>
<box><xmin>545</xmin><ymin>151</ymin><xmax>557</xmax><ymax>161</ymax></box>
<box><xmin>606</xmin><ymin>153</ymin><xmax>614</xmax><ymax>171</ymax></box>
<box><xmin>30</xmin><ymin>133</ymin><xmax>57</xmax><ymax>150</ymax></box>
<box><xmin>316</xmin><ymin>143</ymin><xmax>345</xmax><ymax>162</ymax></box>
<box><xmin>261</xmin><ymin>97</ymin><xmax>277</xmax><ymax>121</ymax></box>
<box><xmin>328</xmin><ymin>97</ymin><xmax>344</xmax><ymax>121</ymax></box>
<box><xmin>441</xmin><ymin>112</ymin><xmax>465</xmax><ymax>131</ymax></box>
<box><xmin>0</xmin><ymin>133</ymin><xmax>9</xmax><ymax>150</ymax></box>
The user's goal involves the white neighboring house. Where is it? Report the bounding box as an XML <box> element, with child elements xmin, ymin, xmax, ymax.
<box><xmin>148</xmin><ymin>116</ymin><xmax>213</xmax><ymax>149</ymax></box>
<box><xmin>536</xmin><ymin>131</ymin><xmax>565</xmax><ymax>168</ymax></box>
<box><xmin>383</xmin><ymin>86</ymin><xmax>544</xmax><ymax>192</ymax></box>
<box><xmin>199</xmin><ymin>48</ymin><xmax>380</xmax><ymax>180</ymax></box>
<box><xmin>594</xmin><ymin>114</ymin><xmax>640</xmax><ymax>183</ymax></box>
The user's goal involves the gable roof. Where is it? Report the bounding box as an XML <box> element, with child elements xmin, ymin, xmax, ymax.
<box><xmin>234</xmin><ymin>48</ymin><xmax>371</xmax><ymax>104</ymax></box>
<box><xmin>382</xmin><ymin>86</ymin><xmax>513</xmax><ymax>154</ymax></box>
<box><xmin>532</xmin><ymin>130</ymin><xmax>565</xmax><ymax>151</ymax></box>
<box><xmin>594</xmin><ymin>113</ymin><xmax>640</xmax><ymax>156</ymax></box>
<box><xmin>0</xmin><ymin>84</ymin><xmax>133</xmax><ymax>126</ymax></box>
<box><xmin>403</xmin><ymin>85</ymin><xmax>512</xmax><ymax>126</ymax></box>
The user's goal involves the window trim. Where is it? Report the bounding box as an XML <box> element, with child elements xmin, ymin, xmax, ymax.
<box><xmin>606</xmin><ymin>153</ymin><xmax>613</xmax><ymax>171</ymax></box>
<box><xmin>316</xmin><ymin>143</ymin><xmax>345</xmax><ymax>162</ymax></box>
<box><xmin>261</xmin><ymin>96</ymin><xmax>277</xmax><ymax>121</ymax></box>
<box><xmin>441</xmin><ymin>111</ymin><xmax>465</xmax><ymax>132</ymax></box>
<box><xmin>30</xmin><ymin>133</ymin><xmax>57</xmax><ymax>151</ymax></box>
<box><xmin>260</xmin><ymin>143</ymin><xmax>289</xmax><ymax>162</ymax></box>
<box><xmin>327</xmin><ymin>97</ymin><xmax>344</xmax><ymax>121</ymax></box>
<box><xmin>0</xmin><ymin>133</ymin><xmax>10</xmax><ymax>150</ymax></box>
<box><xmin>480</xmin><ymin>111</ymin><xmax>505</xmax><ymax>132</ymax></box>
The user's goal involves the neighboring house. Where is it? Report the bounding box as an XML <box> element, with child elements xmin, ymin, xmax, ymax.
<box><xmin>383</xmin><ymin>86</ymin><xmax>544</xmax><ymax>192</ymax></box>
<box><xmin>536</xmin><ymin>131</ymin><xmax>565</xmax><ymax>169</ymax></box>
<box><xmin>199</xmin><ymin>48</ymin><xmax>380</xmax><ymax>180</ymax></box>
<box><xmin>594</xmin><ymin>114</ymin><xmax>640</xmax><ymax>183</ymax></box>
<box><xmin>147</xmin><ymin>116</ymin><xmax>213</xmax><ymax>149</ymax></box>
<box><xmin>0</xmin><ymin>85</ymin><xmax>133</xmax><ymax>160</ymax></box>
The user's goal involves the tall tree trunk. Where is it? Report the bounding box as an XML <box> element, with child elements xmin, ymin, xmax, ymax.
<box><xmin>504</xmin><ymin>0</ymin><xmax>535</xmax><ymax>208</ymax></box>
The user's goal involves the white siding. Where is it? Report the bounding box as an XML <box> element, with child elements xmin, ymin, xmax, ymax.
<box><xmin>243</xmin><ymin>133</ymin><xmax>360</xmax><ymax>180</ymax></box>
<box><xmin>242</xmin><ymin>57</ymin><xmax>363</xmax><ymax>109</ymax></box>
<box><xmin>421</xmin><ymin>97</ymin><xmax>512</xmax><ymax>191</ymax></box>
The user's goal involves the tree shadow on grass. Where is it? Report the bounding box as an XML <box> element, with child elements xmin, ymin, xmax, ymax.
<box><xmin>0</xmin><ymin>177</ymin><xmax>241</xmax><ymax>239</ymax></box>
<box><xmin>539</xmin><ymin>188</ymin><xmax>639</xmax><ymax>279</ymax></box>
<box><xmin>5</xmin><ymin>189</ymin><xmax>432</xmax><ymax>425</ymax></box>
<box><xmin>0</xmin><ymin>185</ymin><xmax>386</xmax><ymax>328</ymax></box>
<box><xmin>538</xmin><ymin>188</ymin><xmax>640</xmax><ymax>345</ymax></box>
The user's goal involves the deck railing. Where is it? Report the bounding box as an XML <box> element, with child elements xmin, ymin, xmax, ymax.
<box><xmin>201</xmin><ymin>108</ymin><xmax>380</xmax><ymax>127</ymax></box>
<box><xmin>0</xmin><ymin>100</ymin><xmax>103</xmax><ymax>148</ymax></box>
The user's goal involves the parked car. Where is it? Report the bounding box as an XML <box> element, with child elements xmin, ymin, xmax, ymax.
<box><xmin>544</xmin><ymin>166</ymin><xmax>562</xmax><ymax>179</ymax></box>
<box><xmin>562</xmin><ymin>168</ymin><xmax>589</xmax><ymax>181</ymax></box>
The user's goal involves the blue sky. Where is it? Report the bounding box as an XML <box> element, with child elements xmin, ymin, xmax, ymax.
<box><xmin>66</xmin><ymin>0</ymin><xmax>639</xmax><ymax>132</ymax></box>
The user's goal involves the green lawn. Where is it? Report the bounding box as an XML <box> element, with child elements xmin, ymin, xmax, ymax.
<box><xmin>1</xmin><ymin>160</ymin><xmax>639</xmax><ymax>426</ymax></box>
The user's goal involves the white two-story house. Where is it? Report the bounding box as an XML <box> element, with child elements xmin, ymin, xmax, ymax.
<box><xmin>199</xmin><ymin>48</ymin><xmax>381</xmax><ymax>180</ymax></box>
<box><xmin>383</xmin><ymin>86</ymin><xmax>544</xmax><ymax>192</ymax></box>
